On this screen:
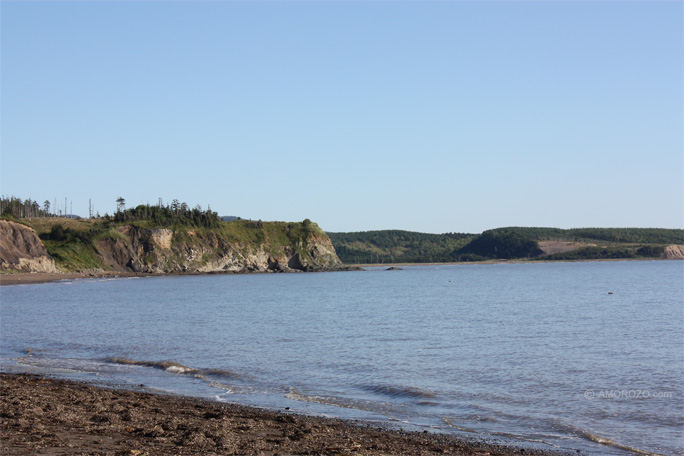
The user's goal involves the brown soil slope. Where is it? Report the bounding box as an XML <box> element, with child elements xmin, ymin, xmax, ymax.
<box><xmin>0</xmin><ymin>220</ymin><xmax>58</xmax><ymax>273</ymax></box>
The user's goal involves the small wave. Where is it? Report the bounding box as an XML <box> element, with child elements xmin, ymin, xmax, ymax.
<box><xmin>442</xmin><ymin>417</ymin><xmax>478</xmax><ymax>433</ymax></box>
<box><xmin>16</xmin><ymin>356</ymin><xmax>107</xmax><ymax>375</ymax></box>
<box><xmin>445</xmin><ymin>418</ymin><xmax>559</xmax><ymax>449</ymax></box>
<box><xmin>577</xmin><ymin>430</ymin><xmax>668</xmax><ymax>456</ymax></box>
<box><xmin>286</xmin><ymin>390</ymin><xmax>363</xmax><ymax>410</ymax></box>
<box><xmin>210</xmin><ymin>381</ymin><xmax>236</xmax><ymax>393</ymax></box>
<box><xmin>446</xmin><ymin>414</ymin><xmax>498</xmax><ymax>423</ymax></box>
<box><xmin>106</xmin><ymin>358</ymin><xmax>243</xmax><ymax>381</ymax></box>
<box><xmin>359</xmin><ymin>383</ymin><xmax>437</xmax><ymax>400</ymax></box>
<box><xmin>444</xmin><ymin>415</ymin><xmax>564</xmax><ymax>450</ymax></box>
<box><xmin>417</xmin><ymin>401</ymin><xmax>440</xmax><ymax>406</ymax></box>
<box><xmin>285</xmin><ymin>389</ymin><xmax>393</xmax><ymax>415</ymax></box>
<box><xmin>199</xmin><ymin>368</ymin><xmax>242</xmax><ymax>380</ymax></box>
<box><xmin>210</xmin><ymin>382</ymin><xmax>248</xmax><ymax>394</ymax></box>
<box><xmin>106</xmin><ymin>357</ymin><xmax>198</xmax><ymax>374</ymax></box>
<box><xmin>209</xmin><ymin>382</ymin><xmax>276</xmax><ymax>396</ymax></box>
<box><xmin>548</xmin><ymin>419</ymin><xmax>670</xmax><ymax>456</ymax></box>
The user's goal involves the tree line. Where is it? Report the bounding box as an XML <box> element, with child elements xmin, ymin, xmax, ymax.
<box><xmin>1</xmin><ymin>196</ymin><xmax>51</xmax><ymax>218</ymax></box>
<box><xmin>484</xmin><ymin>226</ymin><xmax>684</xmax><ymax>245</ymax></box>
<box><xmin>0</xmin><ymin>195</ymin><xmax>223</xmax><ymax>229</ymax></box>
<box><xmin>108</xmin><ymin>197</ymin><xmax>221</xmax><ymax>228</ymax></box>
<box><xmin>328</xmin><ymin>227</ymin><xmax>684</xmax><ymax>264</ymax></box>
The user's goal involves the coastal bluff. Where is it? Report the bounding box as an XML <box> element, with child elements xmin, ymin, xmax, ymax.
<box><xmin>0</xmin><ymin>220</ymin><xmax>59</xmax><ymax>273</ymax></box>
<box><xmin>0</xmin><ymin>219</ymin><xmax>347</xmax><ymax>275</ymax></box>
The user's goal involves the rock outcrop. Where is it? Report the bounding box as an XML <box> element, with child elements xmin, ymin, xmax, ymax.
<box><xmin>662</xmin><ymin>245</ymin><xmax>684</xmax><ymax>260</ymax></box>
<box><xmin>91</xmin><ymin>224</ymin><xmax>344</xmax><ymax>274</ymax></box>
<box><xmin>0</xmin><ymin>220</ymin><xmax>59</xmax><ymax>273</ymax></box>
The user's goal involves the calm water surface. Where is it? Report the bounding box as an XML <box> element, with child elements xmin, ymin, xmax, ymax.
<box><xmin>1</xmin><ymin>261</ymin><xmax>682</xmax><ymax>456</ymax></box>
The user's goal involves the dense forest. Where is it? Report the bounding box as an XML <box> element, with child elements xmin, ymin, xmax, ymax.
<box><xmin>480</xmin><ymin>227</ymin><xmax>684</xmax><ymax>245</ymax></box>
<box><xmin>328</xmin><ymin>230</ymin><xmax>472</xmax><ymax>264</ymax></box>
<box><xmin>457</xmin><ymin>229</ymin><xmax>543</xmax><ymax>260</ymax></box>
<box><xmin>328</xmin><ymin>227</ymin><xmax>684</xmax><ymax>264</ymax></box>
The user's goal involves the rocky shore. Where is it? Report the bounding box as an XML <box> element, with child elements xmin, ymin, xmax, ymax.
<box><xmin>1</xmin><ymin>373</ymin><xmax>571</xmax><ymax>456</ymax></box>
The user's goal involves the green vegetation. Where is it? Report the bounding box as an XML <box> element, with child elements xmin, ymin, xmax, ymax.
<box><xmin>327</xmin><ymin>230</ymin><xmax>472</xmax><ymax>264</ymax></box>
<box><xmin>479</xmin><ymin>227</ymin><xmax>684</xmax><ymax>245</ymax></box>
<box><xmin>534</xmin><ymin>245</ymin><xmax>668</xmax><ymax>261</ymax></box>
<box><xmin>457</xmin><ymin>229</ymin><xmax>542</xmax><ymax>260</ymax></box>
<box><xmin>1</xmin><ymin>196</ymin><xmax>50</xmax><ymax>218</ymax></box>
<box><xmin>110</xmin><ymin>202</ymin><xmax>221</xmax><ymax>229</ymax></box>
<box><xmin>328</xmin><ymin>227</ymin><xmax>684</xmax><ymax>264</ymax></box>
<box><xmin>217</xmin><ymin>219</ymin><xmax>325</xmax><ymax>258</ymax></box>
<box><xmin>32</xmin><ymin>221</ymin><xmax>120</xmax><ymax>271</ymax></box>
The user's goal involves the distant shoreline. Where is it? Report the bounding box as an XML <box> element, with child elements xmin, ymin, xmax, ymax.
<box><xmin>2</xmin><ymin>257</ymin><xmax>678</xmax><ymax>286</ymax></box>
<box><xmin>350</xmin><ymin>256</ymin><xmax>681</xmax><ymax>268</ymax></box>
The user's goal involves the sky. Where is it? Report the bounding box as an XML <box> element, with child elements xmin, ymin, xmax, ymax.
<box><xmin>1</xmin><ymin>1</ymin><xmax>682</xmax><ymax>234</ymax></box>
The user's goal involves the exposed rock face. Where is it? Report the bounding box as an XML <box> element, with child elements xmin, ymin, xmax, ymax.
<box><xmin>662</xmin><ymin>245</ymin><xmax>684</xmax><ymax>259</ymax></box>
<box><xmin>0</xmin><ymin>220</ymin><xmax>59</xmax><ymax>273</ymax></box>
<box><xmin>149</xmin><ymin>229</ymin><xmax>173</xmax><ymax>250</ymax></box>
<box><xmin>0</xmin><ymin>219</ymin><xmax>347</xmax><ymax>275</ymax></box>
<box><xmin>93</xmin><ymin>225</ymin><xmax>344</xmax><ymax>274</ymax></box>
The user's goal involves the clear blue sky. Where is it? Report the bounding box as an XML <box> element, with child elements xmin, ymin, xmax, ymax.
<box><xmin>1</xmin><ymin>1</ymin><xmax>682</xmax><ymax>234</ymax></box>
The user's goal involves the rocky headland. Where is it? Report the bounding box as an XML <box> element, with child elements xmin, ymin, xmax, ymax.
<box><xmin>0</xmin><ymin>218</ymin><xmax>352</xmax><ymax>281</ymax></box>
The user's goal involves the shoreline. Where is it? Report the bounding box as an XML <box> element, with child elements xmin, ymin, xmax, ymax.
<box><xmin>0</xmin><ymin>271</ymin><xmax>161</xmax><ymax>286</ymax></box>
<box><xmin>350</xmin><ymin>257</ymin><xmax>680</xmax><ymax>268</ymax></box>
<box><xmin>0</xmin><ymin>372</ymin><xmax>572</xmax><ymax>456</ymax></box>
<box><xmin>1</xmin><ymin>256</ymin><xmax>677</xmax><ymax>286</ymax></box>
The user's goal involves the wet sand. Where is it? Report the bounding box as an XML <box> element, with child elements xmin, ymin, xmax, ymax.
<box><xmin>0</xmin><ymin>373</ymin><xmax>571</xmax><ymax>456</ymax></box>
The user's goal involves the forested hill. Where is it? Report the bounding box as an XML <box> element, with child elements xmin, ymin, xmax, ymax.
<box><xmin>327</xmin><ymin>227</ymin><xmax>684</xmax><ymax>264</ymax></box>
<box><xmin>328</xmin><ymin>230</ymin><xmax>473</xmax><ymax>264</ymax></box>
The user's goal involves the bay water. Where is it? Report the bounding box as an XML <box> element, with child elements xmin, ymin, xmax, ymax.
<box><xmin>1</xmin><ymin>261</ymin><xmax>682</xmax><ymax>455</ymax></box>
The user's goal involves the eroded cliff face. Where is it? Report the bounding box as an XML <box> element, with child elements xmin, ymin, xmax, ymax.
<box><xmin>0</xmin><ymin>220</ymin><xmax>59</xmax><ymax>273</ymax></box>
<box><xmin>662</xmin><ymin>245</ymin><xmax>684</xmax><ymax>260</ymax></box>
<box><xmin>93</xmin><ymin>225</ymin><xmax>343</xmax><ymax>274</ymax></box>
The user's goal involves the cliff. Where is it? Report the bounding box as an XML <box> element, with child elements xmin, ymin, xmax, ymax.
<box><xmin>96</xmin><ymin>224</ymin><xmax>342</xmax><ymax>274</ymax></box>
<box><xmin>0</xmin><ymin>220</ymin><xmax>59</xmax><ymax>273</ymax></box>
<box><xmin>662</xmin><ymin>244</ymin><xmax>684</xmax><ymax>260</ymax></box>
<box><xmin>1</xmin><ymin>219</ymin><xmax>346</xmax><ymax>274</ymax></box>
